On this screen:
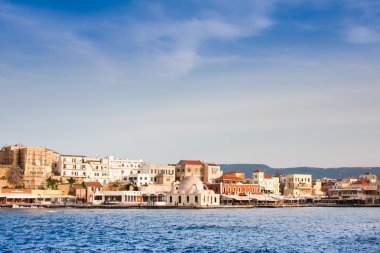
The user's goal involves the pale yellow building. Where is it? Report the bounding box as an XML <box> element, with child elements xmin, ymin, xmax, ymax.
<box><xmin>148</xmin><ymin>164</ymin><xmax>175</xmax><ymax>185</ymax></box>
<box><xmin>284</xmin><ymin>174</ymin><xmax>312</xmax><ymax>196</ymax></box>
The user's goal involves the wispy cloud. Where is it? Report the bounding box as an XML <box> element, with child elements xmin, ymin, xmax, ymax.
<box><xmin>129</xmin><ymin>1</ymin><xmax>276</xmax><ymax>77</ymax></box>
<box><xmin>345</xmin><ymin>26</ymin><xmax>380</xmax><ymax>44</ymax></box>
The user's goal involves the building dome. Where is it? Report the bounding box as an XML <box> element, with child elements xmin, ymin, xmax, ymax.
<box><xmin>178</xmin><ymin>176</ymin><xmax>205</xmax><ymax>194</ymax></box>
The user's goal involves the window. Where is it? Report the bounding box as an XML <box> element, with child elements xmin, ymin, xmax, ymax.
<box><xmin>187</xmin><ymin>196</ymin><xmax>189</xmax><ymax>203</ymax></box>
<box><xmin>195</xmin><ymin>196</ymin><xmax>198</xmax><ymax>203</ymax></box>
<box><xmin>169</xmin><ymin>196</ymin><xmax>172</xmax><ymax>203</ymax></box>
<box><xmin>178</xmin><ymin>196</ymin><xmax>182</xmax><ymax>203</ymax></box>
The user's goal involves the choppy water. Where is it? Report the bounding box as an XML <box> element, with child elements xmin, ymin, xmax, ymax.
<box><xmin>0</xmin><ymin>207</ymin><xmax>379</xmax><ymax>252</ymax></box>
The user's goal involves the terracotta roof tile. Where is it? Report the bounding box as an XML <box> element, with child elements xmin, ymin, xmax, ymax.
<box><xmin>180</xmin><ymin>160</ymin><xmax>203</xmax><ymax>165</ymax></box>
<box><xmin>216</xmin><ymin>174</ymin><xmax>245</xmax><ymax>182</ymax></box>
<box><xmin>84</xmin><ymin>182</ymin><xmax>103</xmax><ymax>187</ymax></box>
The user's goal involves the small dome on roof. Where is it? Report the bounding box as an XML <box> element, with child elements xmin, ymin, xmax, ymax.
<box><xmin>178</xmin><ymin>176</ymin><xmax>204</xmax><ymax>194</ymax></box>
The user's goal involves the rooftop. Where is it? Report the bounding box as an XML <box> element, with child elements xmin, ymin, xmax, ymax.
<box><xmin>180</xmin><ymin>160</ymin><xmax>203</xmax><ymax>165</ymax></box>
<box><xmin>84</xmin><ymin>182</ymin><xmax>103</xmax><ymax>187</ymax></box>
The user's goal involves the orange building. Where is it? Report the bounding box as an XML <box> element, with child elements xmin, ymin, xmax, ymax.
<box><xmin>208</xmin><ymin>173</ymin><xmax>260</xmax><ymax>195</ymax></box>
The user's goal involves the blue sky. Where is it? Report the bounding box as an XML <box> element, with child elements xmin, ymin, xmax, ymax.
<box><xmin>1</xmin><ymin>0</ymin><xmax>379</xmax><ymax>167</ymax></box>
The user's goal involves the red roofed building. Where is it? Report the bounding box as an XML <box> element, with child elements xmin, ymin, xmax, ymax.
<box><xmin>176</xmin><ymin>160</ymin><xmax>222</xmax><ymax>184</ymax></box>
<box><xmin>215</xmin><ymin>174</ymin><xmax>245</xmax><ymax>184</ymax></box>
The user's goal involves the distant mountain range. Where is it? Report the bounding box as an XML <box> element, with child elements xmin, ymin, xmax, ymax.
<box><xmin>220</xmin><ymin>164</ymin><xmax>380</xmax><ymax>180</ymax></box>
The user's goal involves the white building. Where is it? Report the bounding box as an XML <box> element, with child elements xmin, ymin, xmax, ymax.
<box><xmin>107</xmin><ymin>156</ymin><xmax>145</xmax><ymax>182</ymax></box>
<box><xmin>204</xmin><ymin>163</ymin><xmax>223</xmax><ymax>183</ymax></box>
<box><xmin>167</xmin><ymin>176</ymin><xmax>220</xmax><ymax>207</ymax></box>
<box><xmin>84</xmin><ymin>157</ymin><xmax>110</xmax><ymax>184</ymax></box>
<box><xmin>92</xmin><ymin>191</ymin><xmax>142</xmax><ymax>205</ymax></box>
<box><xmin>252</xmin><ymin>170</ymin><xmax>279</xmax><ymax>194</ymax></box>
<box><xmin>126</xmin><ymin>173</ymin><xmax>150</xmax><ymax>187</ymax></box>
<box><xmin>58</xmin><ymin>155</ymin><xmax>88</xmax><ymax>179</ymax></box>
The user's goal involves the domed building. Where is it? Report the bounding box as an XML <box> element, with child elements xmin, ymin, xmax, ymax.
<box><xmin>167</xmin><ymin>176</ymin><xmax>220</xmax><ymax>207</ymax></box>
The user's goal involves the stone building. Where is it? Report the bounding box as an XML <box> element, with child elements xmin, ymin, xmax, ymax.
<box><xmin>175</xmin><ymin>160</ymin><xmax>222</xmax><ymax>184</ymax></box>
<box><xmin>21</xmin><ymin>146</ymin><xmax>55</xmax><ymax>189</ymax></box>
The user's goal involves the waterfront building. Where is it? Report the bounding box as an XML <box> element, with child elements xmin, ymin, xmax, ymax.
<box><xmin>207</xmin><ymin>172</ymin><xmax>260</xmax><ymax>195</ymax></box>
<box><xmin>284</xmin><ymin>174</ymin><xmax>312</xmax><ymax>196</ymax></box>
<box><xmin>0</xmin><ymin>188</ymin><xmax>75</xmax><ymax>204</ymax></box>
<box><xmin>167</xmin><ymin>175</ymin><xmax>220</xmax><ymax>207</ymax></box>
<box><xmin>107</xmin><ymin>156</ymin><xmax>145</xmax><ymax>182</ymax></box>
<box><xmin>92</xmin><ymin>190</ymin><xmax>142</xmax><ymax>205</ymax></box>
<box><xmin>175</xmin><ymin>160</ymin><xmax>223</xmax><ymax>184</ymax></box>
<box><xmin>71</xmin><ymin>184</ymin><xmax>86</xmax><ymax>202</ymax></box>
<box><xmin>252</xmin><ymin>170</ymin><xmax>280</xmax><ymax>194</ymax></box>
<box><xmin>84</xmin><ymin>181</ymin><xmax>103</xmax><ymax>203</ymax></box>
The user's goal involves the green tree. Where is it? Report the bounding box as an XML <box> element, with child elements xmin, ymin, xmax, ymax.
<box><xmin>46</xmin><ymin>176</ymin><xmax>59</xmax><ymax>190</ymax></box>
<box><xmin>67</xmin><ymin>177</ymin><xmax>76</xmax><ymax>185</ymax></box>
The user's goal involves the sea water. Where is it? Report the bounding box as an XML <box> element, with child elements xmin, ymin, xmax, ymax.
<box><xmin>0</xmin><ymin>208</ymin><xmax>379</xmax><ymax>252</ymax></box>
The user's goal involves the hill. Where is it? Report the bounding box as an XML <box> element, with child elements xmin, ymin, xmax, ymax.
<box><xmin>220</xmin><ymin>164</ymin><xmax>380</xmax><ymax>180</ymax></box>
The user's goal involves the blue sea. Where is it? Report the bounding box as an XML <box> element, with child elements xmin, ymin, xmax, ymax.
<box><xmin>0</xmin><ymin>207</ymin><xmax>379</xmax><ymax>252</ymax></box>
